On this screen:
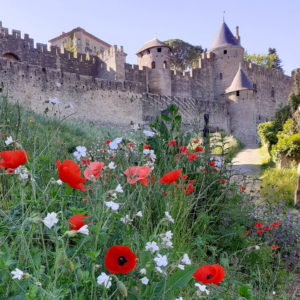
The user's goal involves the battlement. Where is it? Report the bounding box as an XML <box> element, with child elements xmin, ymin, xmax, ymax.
<box><xmin>125</xmin><ymin>63</ymin><xmax>147</xmax><ymax>84</ymax></box>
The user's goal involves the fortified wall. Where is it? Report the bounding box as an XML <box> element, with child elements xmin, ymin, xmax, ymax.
<box><xmin>0</xmin><ymin>21</ymin><xmax>298</xmax><ymax>145</ymax></box>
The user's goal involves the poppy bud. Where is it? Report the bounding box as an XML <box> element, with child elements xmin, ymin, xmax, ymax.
<box><xmin>68</xmin><ymin>260</ymin><xmax>74</xmax><ymax>272</ymax></box>
<box><xmin>65</xmin><ymin>230</ymin><xmax>78</xmax><ymax>237</ymax></box>
<box><xmin>56</xmin><ymin>251</ymin><xmax>66</xmax><ymax>267</ymax></box>
<box><xmin>117</xmin><ymin>280</ymin><xmax>128</xmax><ymax>297</ymax></box>
<box><xmin>22</xmin><ymin>272</ymin><xmax>30</xmax><ymax>279</ymax></box>
<box><xmin>77</xmin><ymin>268</ymin><xmax>83</xmax><ymax>281</ymax></box>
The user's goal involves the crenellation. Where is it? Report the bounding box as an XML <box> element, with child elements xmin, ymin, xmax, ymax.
<box><xmin>12</xmin><ymin>29</ymin><xmax>21</xmax><ymax>39</ymax></box>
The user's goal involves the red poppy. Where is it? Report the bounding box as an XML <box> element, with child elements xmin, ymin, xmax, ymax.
<box><xmin>83</xmin><ymin>162</ymin><xmax>105</xmax><ymax>180</ymax></box>
<box><xmin>193</xmin><ymin>264</ymin><xmax>225</xmax><ymax>284</ymax></box>
<box><xmin>241</xmin><ymin>185</ymin><xmax>245</xmax><ymax>191</ymax></box>
<box><xmin>264</xmin><ymin>226</ymin><xmax>271</xmax><ymax>231</ymax></box>
<box><xmin>162</xmin><ymin>191</ymin><xmax>167</xmax><ymax>196</ymax></box>
<box><xmin>56</xmin><ymin>160</ymin><xmax>86</xmax><ymax>191</ymax></box>
<box><xmin>0</xmin><ymin>150</ymin><xmax>29</xmax><ymax>170</ymax></box>
<box><xmin>144</xmin><ymin>144</ymin><xmax>151</xmax><ymax>149</ymax></box>
<box><xmin>127</xmin><ymin>143</ymin><xmax>134</xmax><ymax>149</ymax></box>
<box><xmin>257</xmin><ymin>230</ymin><xmax>264</xmax><ymax>234</ymax></box>
<box><xmin>194</xmin><ymin>146</ymin><xmax>203</xmax><ymax>152</ymax></box>
<box><xmin>68</xmin><ymin>214</ymin><xmax>91</xmax><ymax>230</ymax></box>
<box><xmin>182</xmin><ymin>174</ymin><xmax>188</xmax><ymax>180</ymax></box>
<box><xmin>105</xmin><ymin>245</ymin><xmax>137</xmax><ymax>274</ymax></box>
<box><xmin>246</xmin><ymin>231</ymin><xmax>250</xmax><ymax>235</ymax></box>
<box><xmin>213</xmin><ymin>167</ymin><xmax>218</xmax><ymax>172</ymax></box>
<box><xmin>201</xmin><ymin>169</ymin><xmax>207</xmax><ymax>172</ymax></box>
<box><xmin>169</xmin><ymin>140</ymin><xmax>176</xmax><ymax>146</ymax></box>
<box><xmin>82</xmin><ymin>198</ymin><xmax>88</xmax><ymax>203</ymax></box>
<box><xmin>255</xmin><ymin>222</ymin><xmax>263</xmax><ymax>229</ymax></box>
<box><xmin>178</xmin><ymin>146</ymin><xmax>187</xmax><ymax>153</ymax></box>
<box><xmin>185</xmin><ymin>184</ymin><xmax>194</xmax><ymax>195</ymax></box>
<box><xmin>272</xmin><ymin>220</ymin><xmax>280</xmax><ymax>227</ymax></box>
<box><xmin>106</xmin><ymin>140</ymin><xmax>111</xmax><ymax>144</ymax></box>
<box><xmin>159</xmin><ymin>169</ymin><xmax>182</xmax><ymax>184</ymax></box>
<box><xmin>188</xmin><ymin>179</ymin><xmax>196</xmax><ymax>184</ymax></box>
<box><xmin>151</xmin><ymin>176</ymin><xmax>155</xmax><ymax>181</ymax></box>
<box><xmin>188</xmin><ymin>153</ymin><xmax>197</xmax><ymax>161</ymax></box>
<box><xmin>5</xmin><ymin>168</ymin><xmax>14</xmax><ymax>174</ymax></box>
<box><xmin>193</xmin><ymin>139</ymin><xmax>199</xmax><ymax>144</ymax></box>
<box><xmin>81</xmin><ymin>158</ymin><xmax>90</xmax><ymax>166</ymax></box>
<box><xmin>221</xmin><ymin>179</ymin><xmax>226</xmax><ymax>184</ymax></box>
<box><xmin>209</xmin><ymin>161</ymin><xmax>215</xmax><ymax>166</ymax></box>
<box><xmin>1</xmin><ymin>134</ymin><xmax>5</xmax><ymax>138</ymax></box>
<box><xmin>124</xmin><ymin>165</ymin><xmax>152</xmax><ymax>186</ymax></box>
<box><xmin>271</xmin><ymin>245</ymin><xmax>279</xmax><ymax>249</ymax></box>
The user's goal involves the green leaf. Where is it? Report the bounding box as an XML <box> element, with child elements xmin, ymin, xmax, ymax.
<box><xmin>161</xmin><ymin>114</ymin><xmax>171</xmax><ymax>122</ymax></box>
<box><xmin>238</xmin><ymin>285</ymin><xmax>252</xmax><ymax>299</ymax></box>
<box><xmin>166</xmin><ymin>265</ymin><xmax>198</xmax><ymax>290</ymax></box>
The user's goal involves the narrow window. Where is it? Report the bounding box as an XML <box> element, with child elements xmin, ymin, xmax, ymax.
<box><xmin>147</xmin><ymin>49</ymin><xmax>150</xmax><ymax>54</ymax></box>
<box><xmin>253</xmin><ymin>83</ymin><xmax>257</xmax><ymax>93</ymax></box>
<box><xmin>157</xmin><ymin>48</ymin><xmax>161</xmax><ymax>52</ymax></box>
<box><xmin>219</xmin><ymin>73</ymin><xmax>223</xmax><ymax>80</ymax></box>
<box><xmin>163</xmin><ymin>61</ymin><xmax>167</xmax><ymax>69</ymax></box>
<box><xmin>236</xmin><ymin>91</ymin><xmax>240</xmax><ymax>96</ymax></box>
<box><xmin>271</xmin><ymin>87</ymin><xmax>275</xmax><ymax>97</ymax></box>
<box><xmin>223</xmin><ymin>49</ymin><xmax>227</xmax><ymax>54</ymax></box>
<box><xmin>151</xmin><ymin>61</ymin><xmax>156</xmax><ymax>69</ymax></box>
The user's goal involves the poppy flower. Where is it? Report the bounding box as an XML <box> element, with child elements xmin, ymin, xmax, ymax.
<box><xmin>188</xmin><ymin>153</ymin><xmax>197</xmax><ymax>161</ymax></box>
<box><xmin>194</xmin><ymin>146</ymin><xmax>203</xmax><ymax>152</ymax></box>
<box><xmin>241</xmin><ymin>185</ymin><xmax>245</xmax><ymax>191</ymax></box>
<box><xmin>188</xmin><ymin>179</ymin><xmax>196</xmax><ymax>184</ymax></box>
<box><xmin>56</xmin><ymin>160</ymin><xmax>86</xmax><ymax>191</ymax></box>
<box><xmin>193</xmin><ymin>139</ymin><xmax>200</xmax><ymax>143</ymax></box>
<box><xmin>81</xmin><ymin>158</ymin><xmax>90</xmax><ymax>166</ymax></box>
<box><xmin>185</xmin><ymin>184</ymin><xmax>194</xmax><ymax>195</ymax></box>
<box><xmin>124</xmin><ymin>165</ymin><xmax>152</xmax><ymax>186</ymax></box>
<box><xmin>221</xmin><ymin>179</ymin><xmax>226</xmax><ymax>184</ymax></box>
<box><xmin>271</xmin><ymin>245</ymin><xmax>279</xmax><ymax>249</ymax></box>
<box><xmin>272</xmin><ymin>220</ymin><xmax>280</xmax><ymax>227</ymax></box>
<box><xmin>182</xmin><ymin>175</ymin><xmax>188</xmax><ymax>180</ymax></box>
<box><xmin>0</xmin><ymin>150</ymin><xmax>28</xmax><ymax>170</ymax></box>
<box><xmin>213</xmin><ymin>167</ymin><xmax>218</xmax><ymax>172</ymax></box>
<box><xmin>209</xmin><ymin>161</ymin><xmax>215</xmax><ymax>166</ymax></box>
<box><xmin>159</xmin><ymin>169</ymin><xmax>182</xmax><ymax>184</ymax></box>
<box><xmin>255</xmin><ymin>222</ymin><xmax>263</xmax><ymax>229</ymax></box>
<box><xmin>169</xmin><ymin>140</ymin><xmax>176</xmax><ymax>146</ymax></box>
<box><xmin>105</xmin><ymin>140</ymin><xmax>111</xmax><ymax>144</ymax></box>
<box><xmin>193</xmin><ymin>264</ymin><xmax>225</xmax><ymax>284</ymax></box>
<box><xmin>68</xmin><ymin>214</ymin><xmax>91</xmax><ymax>230</ymax></box>
<box><xmin>178</xmin><ymin>146</ymin><xmax>187</xmax><ymax>153</ymax></box>
<box><xmin>105</xmin><ymin>245</ymin><xmax>137</xmax><ymax>274</ymax></box>
<box><xmin>264</xmin><ymin>226</ymin><xmax>271</xmax><ymax>231</ymax></box>
<box><xmin>84</xmin><ymin>162</ymin><xmax>105</xmax><ymax>180</ymax></box>
<box><xmin>201</xmin><ymin>169</ymin><xmax>207</xmax><ymax>172</ymax></box>
<box><xmin>257</xmin><ymin>230</ymin><xmax>264</xmax><ymax>234</ymax></box>
<box><xmin>144</xmin><ymin>144</ymin><xmax>151</xmax><ymax>149</ymax></box>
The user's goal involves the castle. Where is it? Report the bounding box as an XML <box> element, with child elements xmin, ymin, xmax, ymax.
<box><xmin>0</xmin><ymin>20</ymin><xmax>299</xmax><ymax>145</ymax></box>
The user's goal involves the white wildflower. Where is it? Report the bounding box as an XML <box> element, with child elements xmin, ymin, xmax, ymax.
<box><xmin>154</xmin><ymin>254</ymin><xmax>168</xmax><ymax>267</ymax></box>
<box><xmin>178</xmin><ymin>264</ymin><xmax>185</xmax><ymax>270</ymax></box>
<box><xmin>165</xmin><ymin>211</ymin><xmax>174</xmax><ymax>223</ymax></box>
<box><xmin>5</xmin><ymin>136</ymin><xmax>13</xmax><ymax>146</ymax></box>
<box><xmin>115</xmin><ymin>184</ymin><xmax>123</xmax><ymax>193</ymax></box>
<box><xmin>140</xmin><ymin>276</ymin><xmax>149</xmax><ymax>285</ymax></box>
<box><xmin>109</xmin><ymin>137</ymin><xmax>122</xmax><ymax>150</ymax></box>
<box><xmin>97</xmin><ymin>272</ymin><xmax>112</xmax><ymax>288</ymax></box>
<box><xmin>121</xmin><ymin>215</ymin><xmax>132</xmax><ymax>224</ymax></box>
<box><xmin>56</xmin><ymin>179</ymin><xmax>63</xmax><ymax>185</ymax></box>
<box><xmin>132</xmin><ymin>123</ymin><xmax>139</xmax><ymax>131</ymax></box>
<box><xmin>49</xmin><ymin>97</ymin><xmax>59</xmax><ymax>104</ymax></box>
<box><xmin>162</xmin><ymin>237</ymin><xmax>173</xmax><ymax>248</ymax></box>
<box><xmin>108</xmin><ymin>162</ymin><xmax>116</xmax><ymax>169</ymax></box>
<box><xmin>145</xmin><ymin>241</ymin><xmax>159</xmax><ymax>253</ymax></box>
<box><xmin>104</xmin><ymin>201</ymin><xmax>119</xmax><ymax>211</ymax></box>
<box><xmin>164</xmin><ymin>231</ymin><xmax>173</xmax><ymax>240</ymax></box>
<box><xmin>15</xmin><ymin>166</ymin><xmax>29</xmax><ymax>180</ymax></box>
<box><xmin>43</xmin><ymin>212</ymin><xmax>58</xmax><ymax>229</ymax></box>
<box><xmin>136</xmin><ymin>211</ymin><xmax>143</xmax><ymax>217</ymax></box>
<box><xmin>140</xmin><ymin>268</ymin><xmax>146</xmax><ymax>275</ymax></box>
<box><xmin>195</xmin><ymin>283</ymin><xmax>210</xmax><ymax>295</ymax></box>
<box><xmin>143</xmin><ymin>130</ymin><xmax>155</xmax><ymax>137</ymax></box>
<box><xmin>155</xmin><ymin>266</ymin><xmax>166</xmax><ymax>275</ymax></box>
<box><xmin>77</xmin><ymin>225</ymin><xmax>89</xmax><ymax>235</ymax></box>
<box><xmin>73</xmin><ymin>146</ymin><xmax>87</xmax><ymax>161</ymax></box>
<box><xmin>181</xmin><ymin>253</ymin><xmax>191</xmax><ymax>265</ymax></box>
<box><xmin>11</xmin><ymin>268</ymin><xmax>24</xmax><ymax>280</ymax></box>
<box><xmin>176</xmin><ymin>298</ymin><xmax>184</xmax><ymax>300</ymax></box>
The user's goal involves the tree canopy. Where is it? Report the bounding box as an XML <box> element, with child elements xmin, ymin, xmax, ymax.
<box><xmin>164</xmin><ymin>39</ymin><xmax>203</xmax><ymax>72</ymax></box>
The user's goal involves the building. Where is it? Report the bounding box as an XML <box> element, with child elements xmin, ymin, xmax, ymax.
<box><xmin>0</xmin><ymin>20</ymin><xmax>298</xmax><ymax>145</ymax></box>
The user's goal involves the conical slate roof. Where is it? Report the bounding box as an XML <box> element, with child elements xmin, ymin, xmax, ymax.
<box><xmin>225</xmin><ymin>65</ymin><xmax>253</xmax><ymax>94</ymax></box>
<box><xmin>136</xmin><ymin>38</ymin><xmax>171</xmax><ymax>54</ymax></box>
<box><xmin>209</xmin><ymin>22</ymin><xmax>239</xmax><ymax>51</ymax></box>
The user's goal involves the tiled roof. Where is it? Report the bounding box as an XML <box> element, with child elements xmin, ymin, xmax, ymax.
<box><xmin>209</xmin><ymin>22</ymin><xmax>239</xmax><ymax>51</ymax></box>
<box><xmin>136</xmin><ymin>38</ymin><xmax>171</xmax><ymax>54</ymax></box>
<box><xmin>225</xmin><ymin>65</ymin><xmax>253</xmax><ymax>94</ymax></box>
<box><xmin>49</xmin><ymin>27</ymin><xmax>111</xmax><ymax>48</ymax></box>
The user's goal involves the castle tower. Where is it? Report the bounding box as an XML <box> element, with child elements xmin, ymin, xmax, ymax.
<box><xmin>136</xmin><ymin>38</ymin><xmax>171</xmax><ymax>96</ymax></box>
<box><xmin>208</xmin><ymin>22</ymin><xmax>244</xmax><ymax>99</ymax></box>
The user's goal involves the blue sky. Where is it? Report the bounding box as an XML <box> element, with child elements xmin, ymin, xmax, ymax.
<box><xmin>0</xmin><ymin>0</ymin><xmax>299</xmax><ymax>75</ymax></box>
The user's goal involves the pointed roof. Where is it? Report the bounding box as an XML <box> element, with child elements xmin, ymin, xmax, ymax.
<box><xmin>209</xmin><ymin>22</ymin><xmax>239</xmax><ymax>51</ymax></box>
<box><xmin>225</xmin><ymin>65</ymin><xmax>253</xmax><ymax>94</ymax></box>
<box><xmin>136</xmin><ymin>38</ymin><xmax>171</xmax><ymax>54</ymax></box>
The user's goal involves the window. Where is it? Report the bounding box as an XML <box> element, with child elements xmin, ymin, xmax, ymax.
<box><xmin>163</xmin><ymin>61</ymin><xmax>167</xmax><ymax>69</ymax></box>
<box><xmin>157</xmin><ymin>48</ymin><xmax>161</xmax><ymax>52</ymax></box>
<box><xmin>147</xmin><ymin>49</ymin><xmax>150</xmax><ymax>54</ymax></box>
<box><xmin>253</xmin><ymin>83</ymin><xmax>257</xmax><ymax>92</ymax></box>
<box><xmin>271</xmin><ymin>87</ymin><xmax>275</xmax><ymax>97</ymax></box>
<box><xmin>236</xmin><ymin>91</ymin><xmax>240</xmax><ymax>96</ymax></box>
<box><xmin>219</xmin><ymin>73</ymin><xmax>223</xmax><ymax>80</ymax></box>
<box><xmin>151</xmin><ymin>61</ymin><xmax>156</xmax><ymax>69</ymax></box>
<box><xmin>77</xmin><ymin>39</ymin><xmax>81</xmax><ymax>45</ymax></box>
<box><xmin>223</xmin><ymin>49</ymin><xmax>227</xmax><ymax>54</ymax></box>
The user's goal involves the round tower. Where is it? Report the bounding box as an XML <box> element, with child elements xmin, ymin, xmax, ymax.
<box><xmin>208</xmin><ymin>22</ymin><xmax>244</xmax><ymax>99</ymax></box>
<box><xmin>136</xmin><ymin>38</ymin><xmax>171</xmax><ymax>96</ymax></box>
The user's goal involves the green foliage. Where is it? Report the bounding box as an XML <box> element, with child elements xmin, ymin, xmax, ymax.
<box><xmin>164</xmin><ymin>39</ymin><xmax>203</xmax><ymax>71</ymax></box>
<box><xmin>271</xmin><ymin>133</ymin><xmax>300</xmax><ymax>160</ymax></box>
<box><xmin>268</xmin><ymin>48</ymin><xmax>283</xmax><ymax>72</ymax></box>
<box><xmin>260</xmin><ymin>167</ymin><xmax>298</xmax><ymax>206</ymax></box>
<box><xmin>288</xmin><ymin>93</ymin><xmax>300</xmax><ymax>112</ymax></box>
<box><xmin>257</xmin><ymin>121</ymin><xmax>279</xmax><ymax>149</ymax></box>
<box><xmin>244</xmin><ymin>51</ymin><xmax>277</xmax><ymax>69</ymax></box>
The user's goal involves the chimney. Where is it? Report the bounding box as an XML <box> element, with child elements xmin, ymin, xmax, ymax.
<box><xmin>235</xmin><ymin>26</ymin><xmax>241</xmax><ymax>45</ymax></box>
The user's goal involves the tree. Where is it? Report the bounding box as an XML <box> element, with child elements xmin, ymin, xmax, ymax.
<box><xmin>164</xmin><ymin>39</ymin><xmax>203</xmax><ymax>71</ymax></box>
<box><xmin>268</xmin><ymin>48</ymin><xmax>283</xmax><ymax>72</ymax></box>
<box><xmin>244</xmin><ymin>48</ymin><xmax>283</xmax><ymax>72</ymax></box>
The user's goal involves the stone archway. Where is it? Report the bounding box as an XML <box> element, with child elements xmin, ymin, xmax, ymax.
<box><xmin>2</xmin><ymin>52</ymin><xmax>20</xmax><ymax>61</ymax></box>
